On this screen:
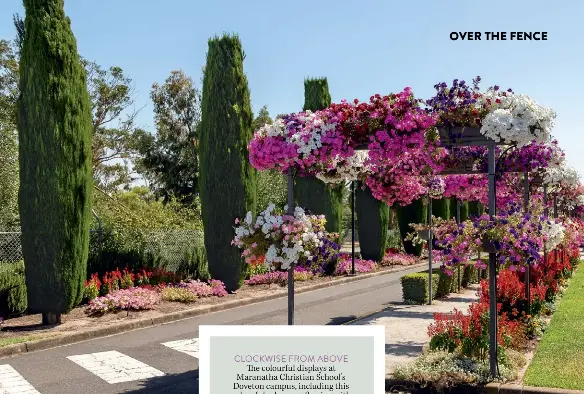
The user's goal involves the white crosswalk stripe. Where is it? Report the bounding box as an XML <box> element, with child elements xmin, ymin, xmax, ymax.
<box><xmin>161</xmin><ymin>338</ymin><xmax>199</xmax><ymax>358</ymax></box>
<box><xmin>67</xmin><ymin>350</ymin><xmax>165</xmax><ymax>384</ymax></box>
<box><xmin>0</xmin><ymin>364</ymin><xmax>41</xmax><ymax>394</ymax></box>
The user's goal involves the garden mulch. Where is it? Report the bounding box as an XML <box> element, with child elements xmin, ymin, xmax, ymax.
<box><xmin>0</xmin><ymin>261</ymin><xmax>424</xmax><ymax>357</ymax></box>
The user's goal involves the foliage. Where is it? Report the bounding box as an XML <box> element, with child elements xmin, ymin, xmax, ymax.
<box><xmin>334</xmin><ymin>255</ymin><xmax>377</xmax><ymax>275</ymax></box>
<box><xmin>0</xmin><ymin>40</ymin><xmax>19</xmax><ymax>228</ymax></box>
<box><xmin>0</xmin><ymin>261</ymin><xmax>27</xmax><ymax>316</ymax></box>
<box><xmin>392</xmin><ymin>350</ymin><xmax>524</xmax><ymax>392</ymax></box>
<box><xmin>380</xmin><ymin>249</ymin><xmax>416</xmax><ymax>267</ymax></box>
<box><xmin>401</xmin><ymin>272</ymin><xmax>439</xmax><ymax>304</ymax></box>
<box><xmin>432</xmin><ymin>198</ymin><xmax>451</xmax><ymax>220</ymax></box>
<box><xmin>199</xmin><ymin>34</ymin><xmax>257</xmax><ymax>292</ymax></box>
<box><xmin>161</xmin><ymin>287</ymin><xmax>197</xmax><ymax>303</ymax></box>
<box><xmin>136</xmin><ymin>70</ymin><xmax>201</xmax><ymax>202</ymax></box>
<box><xmin>257</xmin><ymin>170</ymin><xmax>287</xmax><ymax>211</ymax></box>
<box><xmin>18</xmin><ymin>0</ymin><xmax>93</xmax><ymax>319</ymax></box>
<box><xmin>428</xmin><ymin>302</ymin><xmax>527</xmax><ymax>361</ymax></box>
<box><xmin>436</xmin><ymin>268</ymin><xmax>455</xmax><ymax>297</ymax></box>
<box><xmin>86</xmin><ymin>287</ymin><xmax>161</xmax><ymax>316</ymax></box>
<box><xmin>83</xmin><ymin>59</ymin><xmax>143</xmax><ymax>192</ymax></box>
<box><xmin>175</xmin><ymin>279</ymin><xmax>228</xmax><ymax>297</ymax></box>
<box><xmin>396</xmin><ymin>199</ymin><xmax>427</xmax><ymax>256</ymax></box>
<box><xmin>356</xmin><ymin>181</ymin><xmax>389</xmax><ymax>261</ymax></box>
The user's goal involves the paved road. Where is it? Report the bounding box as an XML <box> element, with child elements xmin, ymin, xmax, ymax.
<box><xmin>0</xmin><ymin>265</ymin><xmax>427</xmax><ymax>394</ymax></box>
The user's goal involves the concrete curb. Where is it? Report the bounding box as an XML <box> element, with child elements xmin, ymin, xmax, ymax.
<box><xmin>383</xmin><ymin>381</ymin><xmax>584</xmax><ymax>394</ymax></box>
<box><xmin>0</xmin><ymin>262</ymin><xmax>426</xmax><ymax>359</ymax></box>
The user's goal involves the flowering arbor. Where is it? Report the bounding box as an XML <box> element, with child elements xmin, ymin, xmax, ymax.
<box><xmin>234</xmin><ymin>75</ymin><xmax>584</xmax><ymax>377</ymax></box>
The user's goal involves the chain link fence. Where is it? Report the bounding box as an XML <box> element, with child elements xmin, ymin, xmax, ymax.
<box><xmin>1</xmin><ymin>228</ymin><xmax>205</xmax><ymax>273</ymax></box>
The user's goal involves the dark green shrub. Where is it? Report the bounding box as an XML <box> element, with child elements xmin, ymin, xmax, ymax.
<box><xmin>356</xmin><ymin>182</ymin><xmax>389</xmax><ymax>261</ymax></box>
<box><xmin>176</xmin><ymin>244</ymin><xmax>210</xmax><ymax>281</ymax></box>
<box><xmin>396</xmin><ymin>199</ymin><xmax>427</xmax><ymax>256</ymax></box>
<box><xmin>462</xmin><ymin>264</ymin><xmax>479</xmax><ymax>287</ymax></box>
<box><xmin>18</xmin><ymin>0</ymin><xmax>93</xmax><ymax>322</ymax></box>
<box><xmin>0</xmin><ymin>261</ymin><xmax>27</xmax><ymax>316</ymax></box>
<box><xmin>437</xmin><ymin>268</ymin><xmax>455</xmax><ymax>297</ymax></box>
<box><xmin>401</xmin><ymin>272</ymin><xmax>439</xmax><ymax>304</ymax></box>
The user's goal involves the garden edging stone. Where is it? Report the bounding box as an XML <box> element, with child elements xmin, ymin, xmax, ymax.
<box><xmin>0</xmin><ymin>262</ymin><xmax>426</xmax><ymax>359</ymax></box>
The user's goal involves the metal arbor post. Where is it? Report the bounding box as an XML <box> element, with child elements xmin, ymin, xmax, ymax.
<box><xmin>487</xmin><ymin>143</ymin><xmax>498</xmax><ymax>378</ymax></box>
<box><xmin>456</xmin><ymin>199</ymin><xmax>461</xmax><ymax>292</ymax></box>
<box><xmin>351</xmin><ymin>180</ymin><xmax>356</xmax><ymax>276</ymax></box>
<box><xmin>428</xmin><ymin>195</ymin><xmax>433</xmax><ymax>305</ymax></box>
<box><xmin>523</xmin><ymin>172</ymin><xmax>531</xmax><ymax>315</ymax></box>
<box><xmin>287</xmin><ymin>167</ymin><xmax>295</xmax><ymax>325</ymax></box>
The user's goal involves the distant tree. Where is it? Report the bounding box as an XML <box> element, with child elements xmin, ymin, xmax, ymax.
<box><xmin>136</xmin><ymin>70</ymin><xmax>201</xmax><ymax>203</ymax></box>
<box><xmin>0</xmin><ymin>39</ymin><xmax>19</xmax><ymax>228</ymax></box>
<box><xmin>18</xmin><ymin>0</ymin><xmax>93</xmax><ymax>324</ymax></box>
<box><xmin>252</xmin><ymin>104</ymin><xmax>272</xmax><ymax>131</ymax></box>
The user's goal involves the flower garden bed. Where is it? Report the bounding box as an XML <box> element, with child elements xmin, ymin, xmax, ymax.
<box><xmin>389</xmin><ymin>249</ymin><xmax>580</xmax><ymax>393</ymax></box>
<box><xmin>0</xmin><ymin>252</ymin><xmax>421</xmax><ymax>347</ymax></box>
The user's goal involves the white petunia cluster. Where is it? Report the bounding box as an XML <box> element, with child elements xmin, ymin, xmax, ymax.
<box><xmin>543</xmin><ymin>165</ymin><xmax>580</xmax><ymax>189</ymax></box>
<box><xmin>480</xmin><ymin>94</ymin><xmax>556</xmax><ymax>147</ymax></box>
<box><xmin>316</xmin><ymin>150</ymin><xmax>372</xmax><ymax>184</ymax></box>
<box><xmin>233</xmin><ymin>204</ymin><xmax>325</xmax><ymax>270</ymax></box>
<box><xmin>541</xmin><ymin>219</ymin><xmax>565</xmax><ymax>251</ymax></box>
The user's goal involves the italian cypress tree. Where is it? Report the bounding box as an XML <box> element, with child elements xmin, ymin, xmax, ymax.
<box><xmin>355</xmin><ymin>182</ymin><xmax>389</xmax><ymax>261</ymax></box>
<box><xmin>468</xmin><ymin>201</ymin><xmax>484</xmax><ymax>218</ymax></box>
<box><xmin>431</xmin><ymin>198</ymin><xmax>451</xmax><ymax>220</ymax></box>
<box><xmin>18</xmin><ymin>0</ymin><xmax>93</xmax><ymax>325</ymax></box>
<box><xmin>199</xmin><ymin>34</ymin><xmax>256</xmax><ymax>292</ymax></box>
<box><xmin>459</xmin><ymin>200</ymin><xmax>470</xmax><ymax>222</ymax></box>
<box><xmin>294</xmin><ymin>78</ymin><xmax>343</xmax><ymax>235</ymax></box>
<box><xmin>396</xmin><ymin>199</ymin><xmax>427</xmax><ymax>256</ymax></box>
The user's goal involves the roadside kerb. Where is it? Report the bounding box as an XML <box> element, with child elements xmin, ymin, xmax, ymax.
<box><xmin>0</xmin><ymin>261</ymin><xmax>426</xmax><ymax>359</ymax></box>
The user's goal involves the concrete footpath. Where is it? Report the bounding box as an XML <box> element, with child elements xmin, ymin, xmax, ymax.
<box><xmin>350</xmin><ymin>285</ymin><xmax>479</xmax><ymax>374</ymax></box>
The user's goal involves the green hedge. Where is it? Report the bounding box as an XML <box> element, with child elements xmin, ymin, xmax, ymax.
<box><xmin>462</xmin><ymin>264</ymin><xmax>479</xmax><ymax>287</ymax></box>
<box><xmin>401</xmin><ymin>272</ymin><xmax>439</xmax><ymax>304</ymax></box>
<box><xmin>396</xmin><ymin>199</ymin><xmax>427</xmax><ymax>256</ymax></box>
<box><xmin>0</xmin><ymin>261</ymin><xmax>27</xmax><ymax>316</ymax></box>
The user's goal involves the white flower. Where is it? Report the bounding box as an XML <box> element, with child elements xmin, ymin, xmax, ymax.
<box><xmin>480</xmin><ymin>94</ymin><xmax>556</xmax><ymax>147</ymax></box>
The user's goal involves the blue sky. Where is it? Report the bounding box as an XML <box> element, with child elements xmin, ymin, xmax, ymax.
<box><xmin>1</xmin><ymin>0</ymin><xmax>583</xmax><ymax>176</ymax></box>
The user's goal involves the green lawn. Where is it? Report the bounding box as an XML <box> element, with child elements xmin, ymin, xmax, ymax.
<box><xmin>523</xmin><ymin>268</ymin><xmax>584</xmax><ymax>390</ymax></box>
<box><xmin>0</xmin><ymin>334</ymin><xmax>56</xmax><ymax>347</ymax></box>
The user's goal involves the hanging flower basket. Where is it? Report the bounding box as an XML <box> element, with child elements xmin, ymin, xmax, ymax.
<box><xmin>417</xmin><ymin>229</ymin><xmax>432</xmax><ymax>241</ymax></box>
<box><xmin>481</xmin><ymin>237</ymin><xmax>498</xmax><ymax>253</ymax></box>
<box><xmin>437</xmin><ymin>126</ymin><xmax>504</xmax><ymax>147</ymax></box>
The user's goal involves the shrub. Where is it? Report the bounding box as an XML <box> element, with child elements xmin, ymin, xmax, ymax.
<box><xmin>83</xmin><ymin>273</ymin><xmax>101</xmax><ymax>301</ymax></box>
<box><xmin>380</xmin><ymin>250</ymin><xmax>416</xmax><ymax>267</ymax></box>
<box><xmin>334</xmin><ymin>256</ymin><xmax>377</xmax><ymax>275</ymax></box>
<box><xmin>437</xmin><ymin>268</ymin><xmax>455</xmax><ymax>297</ymax></box>
<box><xmin>176</xmin><ymin>279</ymin><xmax>228</xmax><ymax>297</ymax></box>
<box><xmin>462</xmin><ymin>264</ymin><xmax>479</xmax><ymax>287</ymax></box>
<box><xmin>86</xmin><ymin>287</ymin><xmax>161</xmax><ymax>316</ymax></box>
<box><xmin>245</xmin><ymin>271</ymin><xmax>287</xmax><ymax>286</ymax></box>
<box><xmin>401</xmin><ymin>272</ymin><xmax>439</xmax><ymax>304</ymax></box>
<box><xmin>392</xmin><ymin>350</ymin><xmax>524</xmax><ymax>392</ymax></box>
<box><xmin>395</xmin><ymin>199</ymin><xmax>427</xmax><ymax>256</ymax></box>
<box><xmin>162</xmin><ymin>287</ymin><xmax>197</xmax><ymax>303</ymax></box>
<box><xmin>0</xmin><ymin>261</ymin><xmax>27</xmax><ymax>316</ymax></box>
<box><xmin>176</xmin><ymin>244</ymin><xmax>210</xmax><ymax>281</ymax></box>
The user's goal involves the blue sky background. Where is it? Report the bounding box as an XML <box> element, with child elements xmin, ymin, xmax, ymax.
<box><xmin>1</xmin><ymin>0</ymin><xmax>582</xmax><ymax>176</ymax></box>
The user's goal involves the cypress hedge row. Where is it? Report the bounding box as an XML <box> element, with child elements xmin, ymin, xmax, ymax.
<box><xmin>18</xmin><ymin>0</ymin><xmax>93</xmax><ymax>325</ymax></box>
<box><xmin>199</xmin><ymin>34</ymin><xmax>257</xmax><ymax>292</ymax></box>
